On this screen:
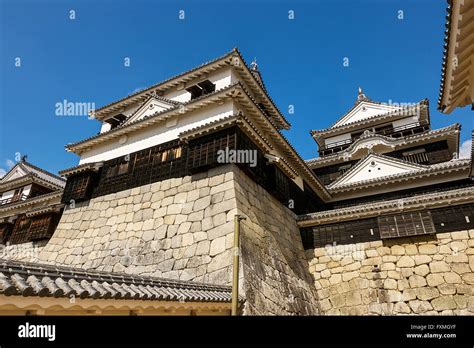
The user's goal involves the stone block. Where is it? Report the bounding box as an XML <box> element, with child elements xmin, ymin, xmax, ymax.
<box><xmin>416</xmin><ymin>287</ymin><xmax>439</xmax><ymax>301</ymax></box>
<box><xmin>409</xmin><ymin>274</ymin><xmax>427</xmax><ymax>288</ymax></box>
<box><xmin>426</xmin><ymin>273</ymin><xmax>444</xmax><ymax>287</ymax></box>
<box><xmin>391</xmin><ymin>245</ymin><xmax>405</xmax><ymax>255</ymax></box>
<box><xmin>397</xmin><ymin>255</ymin><xmax>415</xmax><ymax>268</ymax></box>
<box><xmin>414</xmin><ymin>264</ymin><xmax>430</xmax><ymax>277</ymax></box>
<box><xmin>431</xmin><ymin>296</ymin><xmax>457</xmax><ymax>311</ymax></box>
<box><xmin>429</xmin><ymin>261</ymin><xmax>450</xmax><ymax>273</ymax></box>
<box><xmin>409</xmin><ymin>300</ymin><xmax>433</xmax><ymax>314</ymax></box>
<box><xmin>418</xmin><ymin>244</ymin><xmax>437</xmax><ymax>255</ymax></box>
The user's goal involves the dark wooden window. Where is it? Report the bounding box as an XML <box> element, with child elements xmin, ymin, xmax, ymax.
<box><xmin>8</xmin><ymin>213</ymin><xmax>59</xmax><ymax>245</ymax></box>
<box><xmin>378</xmin><ymin>211</ymin><xmax>436</xmax><ymax>239</ymax></box>
<box><xmin>9</xmin><ymin>217</ymin><xmax>32</xmax><ymax>245</ymax></box>
<box><xmin>431</xmin><ymin>203</ymin><xmax>474</xmax><ymax>232</ymax></box>
<box><xmin>186</xmin><ymin>80</ymin><xmax>216</xmax><ymax>100</ymax></box>
<box><xmin>93</xmin><ymin>140</ymin><xmax>187</xmax><ymax>198</ymax></box>
<box><xmin>61</xmin><ymin>171</ymin><xmax>99</xmax><ymax>204</ymax></box>
<box><xmin>187</xmin><ymin>128</ymin><xmax>237</xmax><ymax>171</ymax></box>
<box><xmin>300</xmin><ymin>217</ymin><xmax>380</xmax><ymax>249</ymax></box>
<box><xmin>0</xmin><ymin>223</ymin><xmax>13</xmax><ymax>244</ymax></box>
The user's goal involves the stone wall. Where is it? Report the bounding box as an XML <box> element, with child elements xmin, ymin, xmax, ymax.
<box><xmin>29</xmin><ymin>164</ymin><xmax>318</xmax><ymax>315</ymax></box>
<box><xmin>37</xmin><ymin>165</ymin><xmax>237</xmax><ymax>285</ymax></box>
<box><xmin>233</xmin><ymin>168</ymin><xmax>320</xmax><ymax>315</ymax></box>
<box><xmin>306</xmin><ymin>232</ymin><xmax>474</xmax><ymax>315</ymax></box>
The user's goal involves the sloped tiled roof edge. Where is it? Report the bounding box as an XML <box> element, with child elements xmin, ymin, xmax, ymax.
<box><xmin>0</xmin><ymin>259</ymin><xmax>235</xmax><ymax>302</ymax></box>
<box><xmin>438</xmin><ymin>0</ymin><xmax>454</xmax><ymax>110</ymax></box>
<box><xmin>329</xmin><ymin>158</ymin><xmax>471</xmax><ymax>192</ymax></box>
<box><xmin>306</xmin><ymin>123</ymin><xmax>460</xmax><ymax>166</ymax></box>
<box><xmin>298</xmin><ymin>184</ymin><xmax>474</xmax><ymax>227</ymax></box>
<box><xmin>310</xmin><ymin>99</ymin><xmax>429</xmax><ymax>137</ymax></box>
<box><xmin>92</xmin><ymin>48</ymin><xmax>290</xmax><ymax>129</ymax></box>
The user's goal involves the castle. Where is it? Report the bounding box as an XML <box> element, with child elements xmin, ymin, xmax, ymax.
<box><xmin>0</xmin><ymin>48</ymin><xmax>473</xmax><ymax>316</ymax></box>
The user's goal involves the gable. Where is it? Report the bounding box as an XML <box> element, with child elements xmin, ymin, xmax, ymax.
<box><xmin>123</xmin><ymin>97</ymin><xmax>177</xmax><ymax>125</ymax></box>
<box><xmin>0</xmin><ymin>164</ymin><xmax>28</xmax><ymax>183</ymax></box>
<box><xmin>332</xmin><ymin>101</ymin><xmax>399</xmax><ymax>128</ymax></box>
<box><xmin>330</xmin><ymin>154</ymin><xmax>424</xmax><ymax>188</ymax></box>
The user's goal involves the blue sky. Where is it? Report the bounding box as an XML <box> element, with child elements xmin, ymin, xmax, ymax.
<box><xmin>0</xmin><ymin>0</ymin><xmax>472</xmax><ymax>176</ymax></box>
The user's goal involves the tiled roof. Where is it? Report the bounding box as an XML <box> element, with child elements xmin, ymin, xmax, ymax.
<box><xmin>310</xmin><ymin>99</ymin><xmax>429</xmax><ymax>137</ymax></box>
<box><xmin>94</xmin><ymin>49</ymin><xmax>237</xmax><ymax>116</ymax></box>
<box><xmin>0</xmin><ymin>259</ymin><xmax>234</xmax><ymax>302</ymax></box>
<box><xmin>66</xmin><ymin>83</ymin><xmax>239</xmax><ymax>151</ymax></box>
<box><xmin>329</xmin><ymin>157</ymin><xmax>471</xmax><ymax>192</ymax></box>
<box><xmin>0</xmin><ymin>161</ymin><xmax>65</xmax><ymax>188</ymax></box>
<box><xmin>306</xmin><ymin>123</ymin><xmax>460</xmax><ymax>166</ymax></box>
<box><xmin>298</xmin><ymin>185</ymin><xmax>474</xmax><ymax>227</ymax></box>
<box><xmin>58</xmin><ymin>162</ymin><xmax>103</xmax><ymax>177</ymax></box>
<box><xmin>438</xmin><ymin>0</ymin><xmax>454</xmax><ymax>110</ymax></box>
<box><xmin>95</xmin><ymin>48</ymin><xmax>290</xmax><ymax>129</ymax></box>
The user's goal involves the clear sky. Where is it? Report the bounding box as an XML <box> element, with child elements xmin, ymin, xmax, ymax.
<box><xmin>0</xmin><ymin>0</ymin><xmax>472</xmax><ymax>176</ymax></box>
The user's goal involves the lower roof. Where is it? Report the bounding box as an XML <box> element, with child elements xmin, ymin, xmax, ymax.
<box><xmin>0</xmin><ymin>259</ymin><xmax>233</xmax><ymax>303</ymax></box>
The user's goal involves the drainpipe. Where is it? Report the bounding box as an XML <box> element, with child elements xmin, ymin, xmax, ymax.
<box><xmin>231</xmin><ymin>214</ymin><xmax>245</xmax><ymax>316</ymax></box>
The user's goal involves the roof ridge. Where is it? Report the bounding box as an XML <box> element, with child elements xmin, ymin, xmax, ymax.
<box><xmin>311</xmin><ymin>99</ymin><xmax>427</xmax><ymax>135</ymax></box>
<box><xmin>94</xmin><ymin>48</ymin><xmax>238</xmax><ymax>116</ymax></box>
<box><xmin>327</xmin><ymin>153</ymin><xmax>427</xmax><ymax>189</ymax></box>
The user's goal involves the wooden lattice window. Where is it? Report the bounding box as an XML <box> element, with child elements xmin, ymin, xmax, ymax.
<box><xmin>61</xmin><ymin>171</ymin><xmax>99</xmax><ymax>204</ymax></box>
<box><xmin>300</xmin><ymin>217</ymin><xmax>380</xmax><ymax>249</ymax></box>
<box><xmin>431</xmin><ymin>204</ymin><xmax>474</xmax><ymax>232</ymax></box>
<box><xmin>28</xmin><ymin>214</ymin><xmax>54</xmax><ymax>241</ymax></box>
<box><xmin>0</xmin><ymin>223</ymin><xmax>13</xmax><ymax>244</ymax></box>
<box><xmin>9</xmin><ymin>217</ymin><xmax>32</xmax><ymax>245</ymax></box>
<box><xmin>7</xmin><ymin>213</ymin><xmax>58</xmax><ymax>245</ymax></box>
<box><xmin>378</xmin><ymin>211</ymin><xmax>436</xmax><ymax>239</ymax></box>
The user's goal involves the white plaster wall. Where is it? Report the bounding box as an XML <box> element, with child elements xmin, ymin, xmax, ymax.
<box><xmin>79</xmin><ymin>100</ymin><xmax>236</xmax><ymax>164</ymax></box>
<box><xmin>0</xmin><ymin>184</ymin><xmax>31</xmax><ymax>201</ymax></box>
<box><xmin>99</xmin><ymin>67</ymin><xmax>234</xmax><ymax>134</ymax></box>
<box><xmin>392</xmin><ymin>115</ymin><xmax>419</xmax><ymax>129</ymax></box>
<box><xmin>334</xmin><ymin>102</ymin><xmax>396</xmax><ymax>127</ymax></box>
<box><xmin>325</xmin><ymin>133</ymin><xmax>351</xmax><ymax>147</ymax></box>
<box><xmin>163</xmin><ymin>67</ymin><xmax>233</xmax><ymax>104</ymax></box>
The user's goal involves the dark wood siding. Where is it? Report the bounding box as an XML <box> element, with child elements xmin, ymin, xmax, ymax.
<box><xmin>378</xmin><ymin>211</ymin><xmax>435</xmax><ymax>239</ymax></box>
<box><xmin>7</xmin><ymin>213</ymin><xmax>60</xmax><ymax>245</ymax></box>
<box><xmin>301</xmin><ymin>203</ymin><xmax>474</xmax><ymax>250</ymax></box>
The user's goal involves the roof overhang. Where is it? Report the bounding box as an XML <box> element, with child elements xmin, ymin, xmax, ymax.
<box><xmin>298</xmin><ymin>185</ymin><xmax>474</xmax><ymax>227</ymax></box>
<box><xmin>59</xmin><ymin>162</ymin><xmax>104</xmax><ymax>177</ymax></box>
<box><xmin>306</xmin><ymin>123</ymin><xmax>461</xmax><ymax>168</ymax></box>
<box><xmin>311</xmin><ymin>100</ymin><xmax>429</xmax><ymax>143</ymax></box>
<box><xmin>328</xmin><ymin>159</ymin><xmax>471</xmax><ymax>200</ymax></box>
<box><xmin>0</xmin><ymin>173</ymin><xmax>64</xmax><ymax>193</ymax></box>
<box><xmin>92</xmin><ymin>48</ymin><xmax>290</xmax><ymax>130</ymax></box>
<box><xmin>438</xmin><ymin>0</ymin><xmax>474</xmax><ymax>113</ymax></box>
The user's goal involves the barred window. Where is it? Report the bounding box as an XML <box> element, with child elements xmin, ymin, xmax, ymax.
<box><xmin>378</xmin><ymin>211</ymin><xmax>435</xmax><ymax>239</ymax></box>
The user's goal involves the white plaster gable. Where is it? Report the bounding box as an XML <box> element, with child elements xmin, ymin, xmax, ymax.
<box><xmin>123</xmin><ymin>97</ymin><xmax>177</xmax><ymax>125</ymax></box>
<box><xmin>329</xmin><ymin>154</ymin><xmax>424</xmax><ymax>188</ymax></box>
<box><xmin>0</xmin><ymin>162</ymin><xmax>65</xmax><ymax>187</ymax></box>
<box><xmin>332</xmin><ymin>101</ymin><xmax>400</xmax><ymax>128</ymax></box>
<box><xmin>0</xmin><ymin>164</ymin><xmax>28</xmax><ymax>183</ymax></box>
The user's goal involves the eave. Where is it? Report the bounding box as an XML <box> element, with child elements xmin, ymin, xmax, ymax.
<box><xmin>0</xmin><ymin>190</ymin><xmax>63</xmax><ymax>215</ymax></box>
<box><xmin>66</xmin><ymin>83</ymin><xmax>243</xmax><ymax>153</ymax></box>
<box><xmin>230</xmin><ymin>85</ymin><xmax>332</xmax><ymax>200</ymax></box>
<box><xmin>310</xmin><ymin>100</ymin><xmax>429</xmax><ymax>143</ymax></box>
<box><xmin>92</xmin><ymin>48</ymin><xmax>290</xmax><ymax>130</ymax></box>
<box><xmin>59</xmin><ymin>162</ymin><xmax>104</xmax><ymax>178</ymax></box>
<box><xmin>306</xmin><ymin>123</ymin><xmax>461</xmax><ymax>168</ymax></box>
<box><xmin>438</xmin><ymin>0</ymin><xmax>474</xmax><ymax>113</ymax></box>
<box><xmin>0</xmin><ymin>173</ymin><xmax>65</xmax><ymax>193</ymax></box>
<box><xmin>328</xmin><ymin>158</ymin><xmax>471</xmax><ymax>195</ymax></box>
<box><xmin>298</xmin><ymin>185</ymin><xmax>474</xmax><ymax>227</ymax></box>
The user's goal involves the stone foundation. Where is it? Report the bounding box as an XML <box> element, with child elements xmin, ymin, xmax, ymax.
<box><xmin>233</xmin><ymin>168</ymin><xmax>319</xmax><ymax>315</ymax></box>
<box><xmin>306</xmin><ymin>232</ymin><xmax>474</xmax><ymax>315</ymax></box>
<box><xmin>27</xmin><ymin>164</ymin><xmax>317</xmax><ymax>315</ymax></box>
